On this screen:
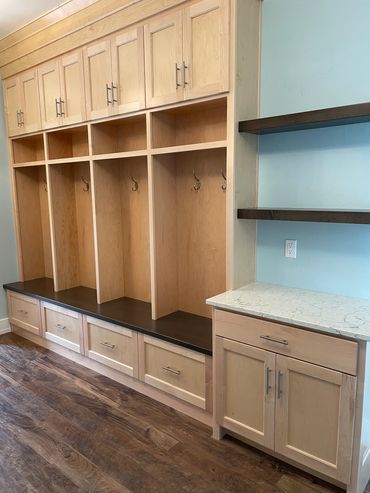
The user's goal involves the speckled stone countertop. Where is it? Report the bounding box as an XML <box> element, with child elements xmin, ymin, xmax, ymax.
<box><xmin>207</xmin><ymin>283</ymin><xmax>370</xmax><ymax>341</ymax></box>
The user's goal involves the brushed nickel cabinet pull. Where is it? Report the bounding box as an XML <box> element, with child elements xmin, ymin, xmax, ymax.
<box><xmin>260</xmin><ymin>335</ymin><xmax>289</xmax><ymax>346</ymax></box>
<box><xmin>106</xmin><ymin>83</ymin><xmax>112</xmax><ymax>105</ymax></box>
<box><xmin>20</xmin><ymin>111</ymin><xmax>25</xmax><ymax>126</ymax></box>
<box><xmin>175</xmin><ymin>63</ymin><xmax>181</xmax><ymax>89</ymax></box>
<box><xmin>277</xmin><ymin>371</ymin><xmax>283</xmax><ymax>399</ymax></box>
<box><xmin>56</xmin><ymin>323</ymin><xmax>67</xmax><ymax>330</ymax></box>
<box><xmin>111</xmin><ymin>83</ymin><xmax>118</xmax><ymax>103</ymax></box>
<box><xmin>265</xmin><ymin>367</ymin><xmax>272</xmax><ymax>395</ymax></box>
<box><xmin>55</xmin><ymin>98</ymin><xmax>60</xmax><ymax>117</ymax></box>
<box><xmin>183</xmin><ymin>61</ymin><xmax>188</xmax><ymax>88</ymax></box>
<box><xmin>100</xmin><ymin>341</ymin><xmax>116</xmax><ymax>350</ymax></box>
<box><xmin>16</xmin><ymin>110</ymin><xmax>20</xmax><ymax>127</ymax></box>
<box><xmin>59</xmin><ymin>97</ymin><xmax>65</xmax><ymax>116</ymax></box>
<box><xmin>161</xmin><ymin>365</ymin><xmax>181</xmax><ymax>376</ymax></box>
<box><xmin>17</xmin><ymin>309</ymin><xmax>28</xmax><ymax>315</ymax></box>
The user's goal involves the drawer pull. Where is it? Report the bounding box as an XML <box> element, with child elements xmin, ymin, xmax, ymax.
<box><xmin>17</xmin><ymin>309</ymin><xmax>28</xmax><ymax>315</ymax></box>
<box><xmin>161</xmin><ymin>366</ymin><xmax>181</xmax><ymax>376</ymax></box>
<box><xmin>100</xmin><ymin>341</ymin><xmax>116</xmax><ymax>350</ymax></box>
<box><xmin>260</xmin><ymin>335</ymin><xmax>288</xmax><ymax>346</ymax></box>
<box><xmin>56</xmin><ymin>323</ymin><xmax>67</xmax><ymax>330</ymax></box>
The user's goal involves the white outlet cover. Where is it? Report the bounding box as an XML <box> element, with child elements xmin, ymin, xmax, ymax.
<box><xmin>285</xmin><ymin>239</ymin><xmax>297</xmax><ymax>258</ymax></box>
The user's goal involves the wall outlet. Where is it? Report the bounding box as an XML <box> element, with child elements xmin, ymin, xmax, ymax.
<box><xmin>285</xmin><ymin>239</ymin><xmax>297</xmax><ymax>258</ymax></box>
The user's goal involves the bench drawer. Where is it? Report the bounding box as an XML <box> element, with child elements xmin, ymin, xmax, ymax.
<box><xmin>139</xmin><ymin>335</ymin><xmax>206</xmax><ymax>408</ymax></box>
<box><xmin>42</xmin><ymin>302</ymin><xmax>82</xmax><ymax>353</ymax></box>
<box><xmin>8</xmin><ymin>291</ymin><xmax>41</xmax><ymax>335</ymax></box>
<box><xmin>85</xmin><ymin>316</ymin><xmax>138</xmax><ymax>377</ymax></box>
<box><xmin>214</xmin><ymin>309</ymin><xmax>358</xmax><ymax>375</ymax></box>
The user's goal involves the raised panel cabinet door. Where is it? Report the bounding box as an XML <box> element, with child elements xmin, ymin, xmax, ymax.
<box><xmin>38</xmin><ymin>60</ymin><xmax>61</xmax><ymax>129</ymax></box>
<box><xmin>275</xmin><ymin>355</ymin><xmax>356</xmax><ymax>484</ymax></box>
<box><xmin>3</xmin><ymin>76</ymin><xmax>22</xmax><ymax>136</ymax></box>
<box><xmin>83</xmin><ymin>39</ymin><xmax>113</xmax><ymax>120</ymax></box>
<box><xmin>111</xmin><ymin>27</ymin><xmax>146</xmax><ymax>114</ymax></box>
<box><xmin>59</xmin><ymin>50</ymin><xmax>86</xmax><ymax>126</ymax></box>
<box><xmin>144</xmin><ymin>12</ymin><xmax>184</xmax><ymax>107</ymax></box>
<box><xmin>19</xmin><ymin>70</ymin><xmax>41</xmax><ymax>134</ymax></box>
<box><xmin>183</xmin><ymin>0</ymin><xmax>229</xmax><ymax>99</ymax></box>
<box><xmin>215</xmin><ymin>337</ymin><xmax>276</xmax><ymax>449</ymax></box>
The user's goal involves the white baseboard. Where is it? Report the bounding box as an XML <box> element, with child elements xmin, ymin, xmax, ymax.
<box><xmin>0</xmin><ymin>318</ymin><xmax>10</xmax><ymax>335</ymax></box>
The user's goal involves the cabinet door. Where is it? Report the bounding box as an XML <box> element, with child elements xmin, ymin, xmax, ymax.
<box><xmin>83</xmin><ymin>39</ymin><xmax>112</xmax><ymax>120</ymax></box>
<box><xmin>60</xmin><ymin>50</ymin><xmax>86</xmax><ymax>126</ymax></box>
<box><xmin>38</xmin><ymin>60</ymin><xmax>61</xmax><ymax>129</ymax></box>
<box><xmin>19</xmin><ymin>70</ymin><xmax>41</xmax><ymax>134</ymax></box>
<box><xmin>3</xmin><ymin>76</ymin><xmax>22</xmax><ymax>136</ymax></box>
<box><xmin>183</xmin><ymin>0</ymin><xmax>229</xmax><ymax>99</ymax></box>
<box><xmin>275</xmin><ymin>355</ymin><xmax>356</xmax><ymax>484</ymax></box>
<box><xmin>215</xmin><ymin>337</ymin><xmax>276</xmax><ymax>448</ymax></box>
<box><xmin>111</xmin><ymin>27</ymin><xmax>145</xmax><ymax>114</ymax></box>
<box><xmin>144</xmin><ymin>12</ymin><xmax>184</xmax><ymax>107</ymax></box>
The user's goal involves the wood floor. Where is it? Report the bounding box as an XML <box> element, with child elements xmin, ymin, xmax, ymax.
<box><xmin>0</xmin><ymin>333</ymin><xmax>358</xmax><ymax>493</ymax></box>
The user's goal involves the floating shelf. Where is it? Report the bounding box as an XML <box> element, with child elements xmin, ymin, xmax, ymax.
<box><xmin>239</xmin><ymin>102</ymin><xmax>370</xmax><ymax>134</ymax></box>
<box><xmin>237</xmin><ymin>208</ymin><xmax>370</xmax><ymax>224</ymax></box>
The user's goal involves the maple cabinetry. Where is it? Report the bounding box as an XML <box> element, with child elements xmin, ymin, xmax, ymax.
<box><xmin>83</xmin><ymin>27</ymin><xmax>145</xmax><ymax>120</ymax></box>
<box><xmin>145</xmin><ymin>0</ymin><xmax>229</xmax><ymax>107</ymax></box>
<box><xmin>38</xmin><ymin>50</ymin><xmax>86</xmax><ymax>129</ymax></box>
<box><xmin>4</xmin><ymin>70</ymin><xmax>41</xmax><ymax>136</ymax></box>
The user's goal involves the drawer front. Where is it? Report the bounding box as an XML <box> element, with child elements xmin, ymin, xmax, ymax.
<box><xmin>42</xmin><ymin>302</ymin><xmax>82</xmax><ymax>353</ymax></box>
<box><xmin>8</xmin><ymin>291</ymin><xmax>41</xmax><ymax>335</ymax></box>
<box><xmin>214</xmin><ymin>309</ymin><xmax>358</xmax><ymax>375</ymax></box>
<box><xmin>139</xmin><ymin>335</ymin><xmax>206</xmax><ymax>408</ymax></box>
<box><xmin>86</xmin><ymin>316</ymin><xmax>138</xmax><ymax>377</ymax></box>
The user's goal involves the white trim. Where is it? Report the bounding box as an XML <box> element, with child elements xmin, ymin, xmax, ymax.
<box><xmin>0</xmin><ymin>318</ymin><xmax>10</xmax><ymax>334</ymax></box>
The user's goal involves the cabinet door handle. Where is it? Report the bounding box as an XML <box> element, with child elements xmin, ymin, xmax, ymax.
<box><xmin>162</xmin><ymin>365</ymin><xmax>181</xmax><ymax>376</ymax></box>
<box><xmin>20</xmin><ymin>111</ymin><xmax>25</xmax><ymax>126</ymax></box>
<box><xmin>182</xmin><ymin>61</ymin><xmax>188</xmax><ymax>88</ymax></box>
<box><xmin>111</xmin><ymin>83</ymin><xmax>118</xmax><ymax>104</ymax></box>
<box><xmin>106</xmin><ymin>83</ymin><xmax>112</xmax><ymax>105</ymax></box>
<box><xmin>55</xmin><ymin>98</ymin><xmax>60</xmax><ymax>117</ymax></box>
<box><xmin>16</xmin><ymin>110</ymin><xmax>20</xmax><ymax>127</ymax></box>
<box><xmin>265</xmin><ymin>367</ymin><xmax>272</xmax><ymax>395</ymax></box>
<box><xmin>56</xmin><ymin>323</ymin><xmax>67</xmax><ymax>330</ymax></box>
<box><xmin>260</xmin><ymin>335</ymin><xmax>289</xmax><ymax>346</ymax></box>
<box><xmin>100</xmin><ymin>341</ymin><xmax>116</xmax><ymax>350</ymax></box>
<box><xmin>175</xmin><ymin>63</ymin><xmax>181</xmax><ymax>89</ymax></box>
<box><xmin>59</xmin><ymin>97</ymin><xmax>65</xmax><ymax>116</ymax></box>
<box><xmin>277</xmin><ymin>371</ymin><xmax>283</xmax><ymax>399</ymax></box>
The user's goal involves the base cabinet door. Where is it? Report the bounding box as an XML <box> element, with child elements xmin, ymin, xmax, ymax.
<box><xmin>42</xmin><ymin>302</ymin><xmax>83</xmax><ymax>353</ymax></box>
<box><xmin>183</xmin><ymin>0</ymin><xmax>229</xmax><ymax>99</ymax></box>
<box><xmin>215</xmin><ymin>337</ymin><xmax>276</xmax><ymax>448</ymax></box>
<box><xmin>8</xmin><ymin>292</ymin><xmax>41</xmax><ymax>335</ymax></box>
<box><xmin>275</xmin><ymin>355</ymin><xmax>356</xmax><ymax>484</ymax></box>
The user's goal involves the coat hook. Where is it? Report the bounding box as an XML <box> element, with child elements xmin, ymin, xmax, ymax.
<box><xmin>130</xmin><ymin>176</ymin><xmax>138</xmax><ymax>192</ymax></box>
<box><xmin>193</xmin><ymin>170</ymin><xmax>201</xmax><ymax>191</ymax></box>
<box><xmin>81</xmin><ymin>176</ymin><xmax>90</xmax><ymax>192</ymax></box>
<box><xmin>42</xmin><ymin>178</ymin><xmax>47</xmax><ymax>192</ymax></box>
<box><xmin>221</xmin><ymin>169</ymin><xmax>227</xmax><ymax>191</ymax></box>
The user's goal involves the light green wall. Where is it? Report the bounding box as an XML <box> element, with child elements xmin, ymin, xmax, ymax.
<box><xmin>0</xmin><ymin>83</ymin><xmax>19</xmax><ymax>319</ymax></box>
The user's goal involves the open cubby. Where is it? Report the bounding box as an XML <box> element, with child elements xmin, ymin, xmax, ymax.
<box><xmin>12</xmin><ymin>134</ymin><xmax>45</xmax><ymax>164</ymax></box>
<box><xmin>151</xmin><ymin>98</ymin><xmax>227</xmax><ymax>150</ymax></box>
<box><xmin>91</xmin><ymin>115</ymin><xmax>147</xmax><ymax>156</ymax></box>
<box><xmin>48</xmin><ymin>161</ymin><xmax>96</xmax><ymax>293</ymax></box>
<box><xmin>93</xmin><ymin>156</ymin><xmax>150</xmax><ymax>304</ymax></box>
<box><xmin>14</xmin><ymin>165</ymin><xmax>53</xmax><ymax>280</ymax></box>
<box><xmin>47</xmin><ymin>125</ymin><xmax>89</xmax><ymax>160</ymax></box>
<box><xmin>152</xmin><ymin>148</ymin><xmax>227</xmax><ymax>319</ymax></box>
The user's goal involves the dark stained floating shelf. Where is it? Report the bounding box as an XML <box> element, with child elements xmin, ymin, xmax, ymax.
<box><xmin>239</xmin><ymin>102</ymin><xmax>370</xmax><ymax>134</ymax></box>
<box><xmin>237</xmin><ymin>208</ymin><xmax>370</xmax><ymax>224</ymax></box>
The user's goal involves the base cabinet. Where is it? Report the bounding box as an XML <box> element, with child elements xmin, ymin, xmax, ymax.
<box><xmin>214</xmin><ymin>310</ymin><xmax>358</xmax><ymax>486</ymax></box>
<box><xmin>41</xmin><ymin>302</ymin><xmax>83</xmax><ymax>353</ymax></box>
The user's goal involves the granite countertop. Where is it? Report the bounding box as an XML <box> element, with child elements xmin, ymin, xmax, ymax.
<box><xmin>207</xmin><ymin>282</ymin><xmax>370</xmax><ymax>341</ymax></box>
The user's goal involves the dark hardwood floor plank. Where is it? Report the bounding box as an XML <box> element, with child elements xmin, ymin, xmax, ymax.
<box><xmin>0</xmin><ymin>333</ymin><xmax>346</xmax><ymax>493</ymax></box>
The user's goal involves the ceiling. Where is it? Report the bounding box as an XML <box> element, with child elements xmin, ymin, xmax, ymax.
<box><xmin>0</xmin><ymin>0</ymin><xmax>66</xmax><ymax>38</ymax></box>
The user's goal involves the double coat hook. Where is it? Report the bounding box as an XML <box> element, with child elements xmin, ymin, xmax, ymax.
<box><xmin>130</xmin><ymin>176</ymin><xmax>139</xmax><ymax>192</ymax></box>
<box><xmin>193</xmin><ymin>170</ymin><xmax>201</xmax><ymax>191</ymax></box>
<box><xmin>81</xmin><ymin>176</ymin><xmax>90</xmax><ymax>192</ymax></box>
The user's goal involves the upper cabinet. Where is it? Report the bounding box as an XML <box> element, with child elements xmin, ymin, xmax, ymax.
<box><xmin>145</xmin><ymin>0</ymin><xmax>229</xmax><ymax>107</ymax></box>
<box><xmin>84</xmin><ymin>27</ymin><xmax>145</xmax><ymax>120</ymax></box>
<box><xmin>4</xmin><ymin>70</ymin><xmax>41</xmax><ymax>136</ymax></box>
<box><xmin>38</xmin><ymin>49</ymin><xmax>86</xmax><ymax>130</ymax></box>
